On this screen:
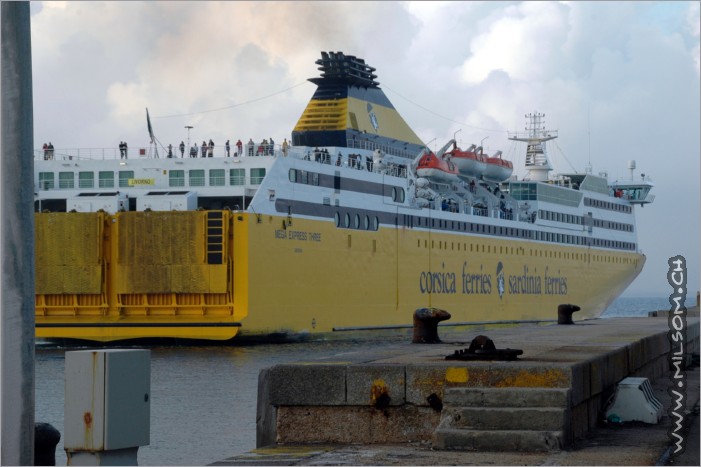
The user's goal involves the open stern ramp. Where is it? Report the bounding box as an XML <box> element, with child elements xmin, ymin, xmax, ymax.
<box><xmin>35</xmin><ymin>210</ymin><xmax>244</xmax><ymax>342</ymax></box>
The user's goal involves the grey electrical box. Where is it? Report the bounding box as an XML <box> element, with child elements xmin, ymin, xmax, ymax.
<box><xmin>65</xmin><ymin>349</ymin><xmax>151</xmax><ymax>451</ymax></box>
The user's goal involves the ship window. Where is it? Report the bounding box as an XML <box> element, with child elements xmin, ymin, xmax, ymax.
<box><xmin>38</xmin><ymin>172</ymin><xmax>54</xmax><ymax>190</ymax></box>
<box><xmin>209</xmin><ymin>169</ymin><xmax>225</xmax><ymax>186</ymax></box>
<box><xmin>392</xmin><ymin>187</ymin><xmax>397</xmax><ymax>202</ymax></box>
<box><xmin>78</xmin><ymin>171</ymin><xmax>94</xmax><ymax>189</ymax></box>
<box><xmin>373</xmin><ymin>216</ymin><xmax>379</xmax><ymax>231</ymax></box>
<box><xmin>399</xmin><ymin>188</ymin><xmax>405</xmax><ymax>203</ymax></box>
<box><xmin>299</xmin><ymin>170</ymin><xmax>308</xmax><ymax>184</ymax></box>
<box><xmin>354</xmin><ymin>214</ymin><xmax>360</xmax><ymax>229</ymax></box>
<box><xmin>344</xmin><ymin>213</ymin><xmax>350</xmax><ymax>228</ymax></box>
<box><xmin>189</xmin><ymin>169</ymin><xmax>205</xmax><ymax>187</ymax></box>
<box><xmin>99</xmin><ymin>171</ymin><xmax>114</xmax><ymax>188</ymax></box>
<box><xmin>169</xmin><ymin>170</ymin><xmax>185</xmax><ymax>187</ymax></box>
<box><xmin>58</xmin><ymin>171</ymin><xmax>75</xmax><ymax>189</ymax></box>
<box><xmin>365</xmin><ymin>215</ymin><xmax>370</xmax><ymax>230</ymax></box>
<box><xmin>289</xmin><ymin>169</ymin><xmax>297</xmax><ymax>183</ymax></box>
<box><xmin>335</xmin><ymin>212</ymin><xmax>340</xmax><ymax>227</ymax></box>
<box><xmin>118</xmin><ymin>170</ymin><xmax>134</xmax><ymax>188</ymax></box>
<box><xmin>230</xmin><ymin>168</ymin><xmax>245</xmax><ymax>185</ymax></box>
<box><xmin>251</xmin><ymin>168</ymin><xmax>266</xmax><ymax>185</ymax></box>
<box><xmin>312</xmin><ymin>172</ymin><xmax>319</xmax><ymax>186</ymax></box>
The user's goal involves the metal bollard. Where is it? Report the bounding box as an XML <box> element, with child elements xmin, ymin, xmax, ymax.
<box><xmin>557</xmin><ymin>304</ymin><xmax>581</xmax><ymax>324</ymax></box>
<box><xmin>412</xmin><ymin>307</ymin><xmax>451</xmax><ymax>343</ymax></box>
<box><xmin>34</xmin><ymin>423</ymin><xmax>61</xmax><ymax>466</ymax></box>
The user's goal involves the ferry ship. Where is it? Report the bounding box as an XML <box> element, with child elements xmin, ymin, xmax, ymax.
<box><xmin>34</xmin><ymin>51</ymin><xmax>655</xmax><ymax>342</ymax></box>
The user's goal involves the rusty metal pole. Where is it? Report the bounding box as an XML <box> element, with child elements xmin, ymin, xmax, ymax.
<box><xmin>1</xmin><ymin>2</ymin><xmax>36</xmax><ymax>465</ymax></box>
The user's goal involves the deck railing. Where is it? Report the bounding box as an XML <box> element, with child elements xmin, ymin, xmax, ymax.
<box><xmin>35</xmin><ymin>144</ymin><xmax>283</xmax><ymax>161</ymax></box>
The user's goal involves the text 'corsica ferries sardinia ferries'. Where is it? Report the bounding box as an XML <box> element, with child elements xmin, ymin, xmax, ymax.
<box><xmin>33</xmin><ymin>51</ymin><xmax>655</xmax><ymax>342</ymax></box>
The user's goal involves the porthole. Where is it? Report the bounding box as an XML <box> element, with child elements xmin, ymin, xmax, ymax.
<box><xmin>354</xmin><ymin>213</ymin><xmax>360</xmax><ymax>229</ymax></box>
<box><xmin>344</xmin><ymin>213</ymin><xmax>351</xmax><ymax>228</ymax></box>
<box><xmin>334</xmin><ymin>212</ymin><xmax>340</xmax><ymax>227</ymax></box>
<box><xmin>373</xmin><ymin>216</ymin><xmax>379</xmax><ymax>231</ymax></box>
<box><xmin>364</xmin><ymin>215</ymin><xmax>370</xmax><ymax>230</ymax></box>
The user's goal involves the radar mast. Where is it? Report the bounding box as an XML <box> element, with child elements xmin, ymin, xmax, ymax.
<box><xmin>508</xmin><ymin>112</ymin><xmax>558</xmax><ymax>182</ymax></box>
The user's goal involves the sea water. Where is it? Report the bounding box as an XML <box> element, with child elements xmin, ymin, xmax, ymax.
<box><xmin>34</xmin><ymin>295</ymin><xmax>692</xmax><ymax>466</ymax></box>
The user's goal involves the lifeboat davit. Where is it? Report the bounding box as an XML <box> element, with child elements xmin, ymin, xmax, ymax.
<box><xmin>446</xmin><ymin>143</ymin><xmax>487</xmax><ymax>177</ymax></box>
<box><xmin>483</xmin><ymin>151</ymin><xmax>513</xmax><ymax>182</ymax></box>
<box><xmin>416</xmin><ymin>152</ymin><xmax>460</xmax><ymax>183</ymax></box>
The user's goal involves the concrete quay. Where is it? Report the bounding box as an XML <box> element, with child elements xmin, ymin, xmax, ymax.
<box><xmin>214</xmin><ymin>315</ymin><xmax>700</xmax><ymax>465</ymax></box>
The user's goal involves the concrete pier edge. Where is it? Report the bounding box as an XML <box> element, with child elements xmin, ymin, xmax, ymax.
<box><xmin>218</xmin><ymin>315</ymin><xmax>700</xmax><ymax>465</ymax></box>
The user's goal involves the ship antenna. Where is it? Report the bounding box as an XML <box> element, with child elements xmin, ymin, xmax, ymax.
<box><xmin>587</xmin><ymin>104</ymin><xmax>591</xmax><ymax>168</ymax></box>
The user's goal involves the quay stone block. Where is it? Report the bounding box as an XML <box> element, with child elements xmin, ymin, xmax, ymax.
<box><xmin>589</xmin><ymin>356</ymin><xmax>605</xmax><ymax>396</ymax></box>
<box><xmin>346</xmin><ymin>365</ymin><xmax>406</xmax><ymax>406</ymax></box>
<box><xmin>569</xmin><ymin>362</ymin><xmax>590</xmax><ymax>406</ymax></box>
<box><xmin>267</xmin><ymin>364</ymin><xmax>347</xmax><ymax>406</ymax></box>
<box><xmin>275</xmin><ymin>405</ymin><xmax>439</xmax><ymax>445</ymax></box>
<box><xmin>256</xmin><ymin>368</ymin><xmax>277</xmax><ymax>448</ymax></box>
<box><xmin>587</xmin><ymin>393</ymin><xmax>602</xmax><ymax>432</ymax></box>
<box><xmin>433</xmin><ymin>428</ymin><xmax>563</xmax><ymax>452</ymax></box>
<box><xmin>404</xmin><ymin>365</ymin><xmax>489</xmax><ymax>406</ymax></box>
<box><xmin>446</xmin><ymin>407</ymin><xmax>567</xmax><ymax>431</ymax></box>
<box><xmin>276</xmin><ymin>406</ymin><xmax>371</xmax><ymax>444</ymax></box>
<box><xmin>626</xmin><ymin>340</ymin><xmax>645</xmax><ymax>373</ymax></box>
<box><xmin>367</xmin><ymin>405</ymin><xmax>441</xmax><ymax>443</ymax></box>
<box><xmin>604</xmin><ymin>348</ymin><xmax>630</xmax><ymax>389</ymax></box>
<box><xmin>444</xmin><ymin>387</ymin><xmax>570</xmax><ymax>408</ymax></box>
<box><xmin>570</xmin><ymin>401</ymin><xmax>588</xmax><ymax>442</ymax></box>
<box><xmin>489</xmin><ymin>363</ymin><xmax>571</xmax><ymax>388</ymax></box>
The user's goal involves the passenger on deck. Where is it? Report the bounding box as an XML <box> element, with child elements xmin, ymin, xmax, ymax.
<box><xmin>201</xmin><ymin>141</ymin><xmax>207</xmax><ymax>158</ymax></box>
<box><xmin>43</xmin><ymin>143</ymin><xmax>48</xmax><ymax>160</ymax></box>
<box><xmin>48</xmin><ymin>142</ymin><xmax>54</xmax><ymax>159</ymax></box>
<box><xmin>282</xmin><ymin>138</ymin><xmax>289</xmax><ymax>156</ymax></box>
<box><xmin>167</xmin><ymin>144</ymin><xmax>173</xmax><ymax>158</ymax></box>
<box><xmin>179</xmin><ymin>141</ymin><xmax>185</xmax><ymax>157</ymax></box>
<box><xmin>190</xmin><ymin>144</ymin><xmax>197</xmax><ymax>158</ymax></box>
<box><xmin>225</xmin><ymin>140</ymin><xmax>231</xmax><ymax>157</ymax></box>
<box><xmin>247</xmin><ymin>138</ymin><xmax>254</xmax><ymax>157</ymax></box>
<box><xmin>237</xmin><ymin>139</ymin><xmax>243</xmax><ymax>156</ymax></box>
<box><xmin>269</xmin><ymin>138</ymin><xmax>275</xmax><ymax>155</ymax></box>
<box><xmin>208</xmin><ymin>139</ymin><xmax>214</xmax><ymax>157</ymax></box>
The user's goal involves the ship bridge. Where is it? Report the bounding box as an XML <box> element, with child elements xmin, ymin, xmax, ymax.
<box><xmin>608</xmin><ymin>160</ymin><xmax>655</xmax><ymax>206</ymax></box>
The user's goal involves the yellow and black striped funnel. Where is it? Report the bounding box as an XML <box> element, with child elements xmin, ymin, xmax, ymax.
<box><xmin>292</xmin><ymin>51</ymin><xmax>424</xmax><ymax>159</ymax></box>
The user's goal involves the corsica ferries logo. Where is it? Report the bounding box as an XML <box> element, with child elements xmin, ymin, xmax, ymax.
<box><xmin>367</xmin><ymin>103</ymin><xmax>379</xmax><ymax>131</ymax></box>
<box><xmin>496</xmin><ymin>262</ymin><xmax>505</xmax><ymax>299</ymax></box>
<box><xmin>418</xmin><ymin>261</ymin><xmax>568</xmax><ymax>297</ymax></box>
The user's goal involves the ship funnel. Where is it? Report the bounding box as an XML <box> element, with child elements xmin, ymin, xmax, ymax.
<box><xmin>628</xmin><ymin>160</ymin><xmax>636</xmax><ymax>180</ymax></box>
<box><xmin>292</xmin><ymin>52</ymin><xmax>425</xmax><ymax>159</ymax></box>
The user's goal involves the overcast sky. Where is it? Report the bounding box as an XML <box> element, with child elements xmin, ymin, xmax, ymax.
<box><xmin>29</xmin><ymin>1</ymin><xmax>699</xmax><ymax>298</ymax></box>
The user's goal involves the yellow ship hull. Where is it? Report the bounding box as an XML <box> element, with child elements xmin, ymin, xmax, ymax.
<box><xmin>35</xmin><ymin>210</ymin><xmax>644</xmax><ymax>342</ymax></box>
<box><xmin>238</xmin><ymin>212</ymin><xmax>643</xmax><ymax>335</ymax></box>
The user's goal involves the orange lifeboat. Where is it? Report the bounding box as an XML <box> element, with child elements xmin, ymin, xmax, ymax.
<box><xmin>446</xmin><ymin>143</ymin><xmax>487</xmax><ymax>177</ymax></box>
<box><xmin>416</xmin><ymin>152</ymin><xmax>460</xmax><ymax>183</ymax></box>
<box><xmin>483</xmin><ymin>151</ymin><xmax>513</xmax><ymax>182</ymax></box>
